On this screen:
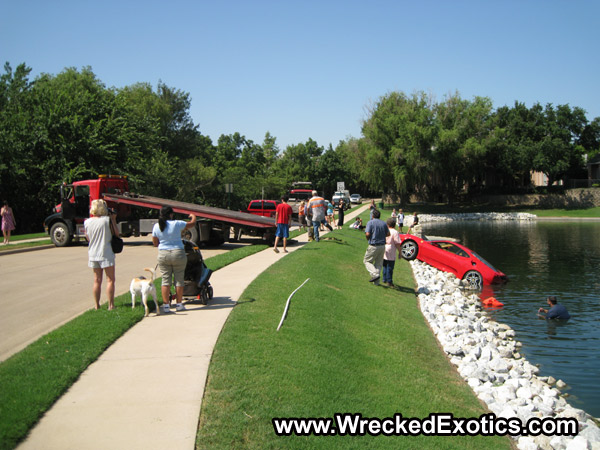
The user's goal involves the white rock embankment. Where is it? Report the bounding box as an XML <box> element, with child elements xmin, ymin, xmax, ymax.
<box><xmin>417</xmin><ymin>212</ymin><xmax>537</xmax><ymax>223</ymax></box>
<box><xmin>411</xmin><ymin>260</ymin><xmax>600</xmax><ymax>450</ymax></box>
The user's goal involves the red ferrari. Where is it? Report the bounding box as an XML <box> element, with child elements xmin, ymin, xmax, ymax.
<box><xmin>398</xmin><ymin>235</ymin><xmax>507</xmax><ymax>289</ymax></box>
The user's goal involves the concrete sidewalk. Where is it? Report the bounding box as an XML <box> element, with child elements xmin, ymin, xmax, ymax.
<box><xmin>18</xmin><ymin>204</ymin><xmax>369</xmax><ymax>450</ymax></box>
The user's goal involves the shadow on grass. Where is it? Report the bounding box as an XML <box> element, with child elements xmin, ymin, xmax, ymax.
<box><xmin>186</xmin><ymin>296</ymin><xmax>237</xmax><ymax>310</ymax></box>
<box><xmin>319</xmin><ymin>236</ymin><xmax>349</xmax><ymax>245</ymax></box>
<box><xmin>383</xmin><ymin>284</ymin><xmax>416</xmax><ymax>294</ymax></box>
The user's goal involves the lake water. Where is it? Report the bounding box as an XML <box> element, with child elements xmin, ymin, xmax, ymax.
<box><xmin>421</xmin><ymin>219</ymin><xmax>600</xmax><ymax>418</ymax></box>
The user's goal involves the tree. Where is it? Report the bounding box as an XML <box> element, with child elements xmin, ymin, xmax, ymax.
<box><xmin>313</xmin><ymin>145</ymin><xmax>349</xmax><ymax>198</ymax></box>
<box><xmin>579</xmin><ymin>117</ymin><xmax>600</xmax><ymax>157</ymax></box>
<box><xmin>0</xmin><ymin>63</ymin><xmax>38</xmax><ymax>228</ymax></box>
<box><xmin>275</xmin><ymin>138</ymin><xmax>323</xmax><ymax>186</ymax></box>
<box><xmin>433</xmin><ymin>94</ymin><xmax>493</xmax><ymax>203</ymax></box>
<box><xmin>531</xmin><ymin>103</ymin><xmax>587</xmax><ymax>186</ymax></box>
<box><xmin>360</xmin><ymin>91</ymin><xmax>436</xmax><ymax>202</ymax></box>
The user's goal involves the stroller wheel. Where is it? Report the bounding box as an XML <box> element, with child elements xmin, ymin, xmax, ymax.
<box><xmin>200</xmin><ymin>286</ymin><xmax>208</xmax><ymax>305</ymax></box>
<box><xmin>208</xmin><ymin>284</ymin><xmax>214</xmax><ymax>299</ymax></box>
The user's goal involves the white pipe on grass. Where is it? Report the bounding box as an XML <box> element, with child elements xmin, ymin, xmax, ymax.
<box><xmin>277</xmin><ymin>278</ymin><xmax>310</xmax><ymax>331</ymax></box>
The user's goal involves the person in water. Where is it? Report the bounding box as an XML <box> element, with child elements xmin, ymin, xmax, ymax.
<box><xmin>538</xmin><ymin>296</ymin><xmax>570</xmax><ymax>320</ymax></box>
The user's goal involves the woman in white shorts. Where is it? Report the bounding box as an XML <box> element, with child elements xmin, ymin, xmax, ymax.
<box><xmin>84</xmin><ymin>199</ymin><xmax>119</xmax><ymax>310</ymax></box>
<box><xmin>152</xmin><ymin>206</ymin><xmax>197</xmax><ymax>313</ymax></box>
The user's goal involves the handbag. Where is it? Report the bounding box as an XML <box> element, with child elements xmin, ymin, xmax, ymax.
<box><xmin>110</xmin><ymin>219</ymin><xmax>123</xmax><ymax>254</ymax></box>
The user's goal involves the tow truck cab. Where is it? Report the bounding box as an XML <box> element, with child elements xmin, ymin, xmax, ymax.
<box><xmin>44</xmin><ymin>175</ymin><xmax>132</xmax><ymax>247</ymax></box>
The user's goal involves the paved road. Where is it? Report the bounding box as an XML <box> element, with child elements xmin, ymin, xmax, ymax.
<box><xmin>0</xmin><ymin>236</ymin><xmax>249</xmax><ymax>362</ymax></box>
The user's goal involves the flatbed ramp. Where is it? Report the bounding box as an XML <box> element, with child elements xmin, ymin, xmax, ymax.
<box><xmin>103</xmin><ymin>193</ymin><xmax>275</xmax><ymax>229</ymax></box>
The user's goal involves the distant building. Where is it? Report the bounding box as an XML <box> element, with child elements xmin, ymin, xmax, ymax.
<box><xmin>530</xmin><ymin>171</ymin><xmax>562</xmax><ymax>187</ymax></box>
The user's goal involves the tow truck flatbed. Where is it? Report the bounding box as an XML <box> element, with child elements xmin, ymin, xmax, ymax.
<box><xmin>103</xmin><ymin>193</ymin><xmax>276</xmax><ymax>229</ymax></box>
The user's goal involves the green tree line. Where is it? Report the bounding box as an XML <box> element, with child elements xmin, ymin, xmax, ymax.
<box><xmin>338</xmin><ymin>91</ymin><xmax>600</xmax><ymax>205</ymax></box>
<box><xmin>1</xmin><ymin>63</ymin><xmax>599</xmax><ymax>232</ymax></box>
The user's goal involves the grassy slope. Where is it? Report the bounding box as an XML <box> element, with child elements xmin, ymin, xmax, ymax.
<box><xmin>0</xmin><ymin>244</ymin><xmax>268</xmax><ymax>450</ymax></box>
<box><xmin>197</xmin><ymin>228</ymin><xmax>511</xmax><ymax>449</ymax></box>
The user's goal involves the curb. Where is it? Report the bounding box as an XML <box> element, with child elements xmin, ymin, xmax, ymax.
<box><xmin>0</xmin><ymin>244</ymin><xmax>54</xmax><ymax>256</ymax></box>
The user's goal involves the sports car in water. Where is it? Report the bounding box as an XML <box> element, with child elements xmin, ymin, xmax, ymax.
<box><xmin>398</xmin><ymin>235</ymin><xmax>507</xmax><ymax>289</ymax></box>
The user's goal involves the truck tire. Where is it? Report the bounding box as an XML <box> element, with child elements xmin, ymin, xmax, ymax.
<box><xmin>50</xmin><ymin>222</ymin><xmax>72</xmax><ymax>247</ymax></box>
<box><xmin>181</xmin><ymin>226</ymin><xmax>199</xmax><ymax>245</ymax></box>
<box><xmin>208</xmin><ymin>229</ymin><xmax>224</xmax><ymax>246</ymax></box>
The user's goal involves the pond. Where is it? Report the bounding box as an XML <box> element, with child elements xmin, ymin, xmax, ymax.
<box><xmin>421</xmin><ymin>219</ymin><xmax>600</xmax><ymax>418</ymax></box>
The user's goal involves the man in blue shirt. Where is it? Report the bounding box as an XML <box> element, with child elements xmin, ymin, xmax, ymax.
<box><xmin>363</xmin><ymin>209</ymin><xmax>390</xmax><ymax>285</ymax></box>
<box><xmin>538</xmin><ymin>296</ymin><xmax>571</xmax><ymax>320</ymax></box>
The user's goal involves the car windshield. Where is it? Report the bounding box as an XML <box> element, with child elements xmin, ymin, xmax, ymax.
<box><xmin>432</xmin><ymin>241</ymin><xmax>469</xmax><ymax>258</ymax></box>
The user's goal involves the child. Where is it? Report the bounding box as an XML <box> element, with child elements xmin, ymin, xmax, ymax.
<box><xmin>397</xmin><ymin>209</ymin><xmax>405</xmax><ymax>232</ymax></box>
<box><xmin>383</xmin><ymin>217</ymin><xmax>402</xmax><ymax>287</ymax></box>
<box><xmin>349</xmin><ymin>217</ymin><xmax>364</xmax><ymax>230</ymax></box>
<box><xmin>298</xmin><ymin>200</ymin><xmax>306</xmax><ymax>231</ymax></box>
<box><xmin>407</xmin><ymin>212</ymin><xmax>419</xmax><ymax>234</ymax></box>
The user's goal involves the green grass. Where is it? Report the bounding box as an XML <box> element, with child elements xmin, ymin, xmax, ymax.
<box><xmin>9</xmin><ymin>232</ymin><xmax>48</xmax><ymax>241</ymax></box>
<box><xmin>0</xmin><ymin>239</ymin><xmax>52</xmax><ymax>252</ymax></box>
<box><xmin>0</xmin><ymin>243</ymin><xmax>269</xmax><ymax>450</ymax></box>
<box><xmin>0</xmin><ymin>302</ymin><xmax>144</xmax><ymax>449</ymax></box>
<box><xmin>196</xmin><ymin>228</ymin><xmax>512</xmax><ymax>449</ymax></box>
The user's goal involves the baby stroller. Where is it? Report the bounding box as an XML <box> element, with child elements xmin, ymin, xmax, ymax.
<box><xmin>171</xmin><ymin>240</ymin><xmax>214</xmax><ymax>305</ymax></box>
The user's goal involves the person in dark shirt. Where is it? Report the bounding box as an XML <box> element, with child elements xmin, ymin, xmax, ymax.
<box><xmin>363</xmin><ymin>209</ymin><xmax>390</xmax><ymax>285</ymax></box>
<box><xmin>538</xmin><ymin>296</ymin><xmax>571</xmax><ymax>320</ymax></box>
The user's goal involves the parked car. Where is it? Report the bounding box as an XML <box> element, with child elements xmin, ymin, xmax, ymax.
<box><xmin>246</xmin><ymin>200</ymin><xmax>280</xmax><ymax>218</ymax></box>
<box><xmin>350</xmin><ymin>194</ymin><xmax>362</xmax><ymax>204</ymax></box>
<box><xmin>332</xmin><ymin>191</ymin><xmax>351</xmax><ymax>210</ymax></box>
<box><xmin>398</xmin><ymin>235</ymin><xmax>507</xmax><ymax>289</ymax></box>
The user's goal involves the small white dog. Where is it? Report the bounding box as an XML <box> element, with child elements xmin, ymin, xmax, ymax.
<box><xmin>130</xmin><ymin>267</ymin><xmax>159</xmax><ymax>316</ymax></box>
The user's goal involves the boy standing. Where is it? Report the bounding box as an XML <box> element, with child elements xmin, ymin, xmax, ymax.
<box><xmin>274</xmin><ymin>196</ymin><xmax>293</xmax><ymax>253</ymax></box>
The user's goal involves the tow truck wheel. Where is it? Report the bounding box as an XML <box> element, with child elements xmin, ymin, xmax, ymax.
<box><xmin>182</xmin><ymin>226</ymin><xmax>199</xmax><ymax>245</ymax></box>
<box><xmin>50</xmin><ymin>222</ymin><xmax>72</xmax><ymax>247</ymax></box>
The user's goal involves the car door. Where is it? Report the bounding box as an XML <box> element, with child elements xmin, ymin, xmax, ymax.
<box><xmin>425</xmin><ymin>241</ymin><xmax>471</xmax><ymax>278</ymax></box>
<box><xmin>248</xmin><ymin>200</ymin><xmax>264</xmax><ymax>216</ymax></box>
<box><xmin>263</xmin><ymin>201</ymin><xmax>277</xmax><ymax>218</ymax></box>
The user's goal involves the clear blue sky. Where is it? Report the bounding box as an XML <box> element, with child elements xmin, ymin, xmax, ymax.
<box><xmin>2</xmin><ymin>0</ymin><xmax>599</xmax><ymax>150</ymax></box>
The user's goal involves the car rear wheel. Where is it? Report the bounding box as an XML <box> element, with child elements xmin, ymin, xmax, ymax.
<box><xmin>400</xmin><ymin>240</ymin><xmax>418</xmax><ymax>260</ymax></box>
<box><xmin>463</xmin><ymin>270</ymin><xmax>483</xmax><ymax>290</ymax></box>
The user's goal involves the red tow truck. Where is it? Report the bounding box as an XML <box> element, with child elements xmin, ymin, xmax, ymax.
<box><xmin>43</xmin><ymin>175</ymin><xmax>277</xmax><ymax>247</ymax></box>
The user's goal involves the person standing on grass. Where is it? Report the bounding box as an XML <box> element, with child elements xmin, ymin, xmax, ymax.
<box><xmin>337</xmin><ymin>199</ymin><xmax>345</xmax><ymax>229</ymax></box>
<box><xmin>326</xmin><ymin>200</ymin><xmax>334</xmax><ymax>229</ymax></box>
<box><xmin>273</xmin><ymin>196</ymin><xmax>293</xmax><ymax>253</ymax></box>
<box><xmin>383</xmin><ymin>217</ymin><xmax>402</xmax><ymax>287</ymax></box>
<box><xmin>298</xmin><ymin>200</ymin><xmax>306</xmax><ymax>231</ymax></box>
<box><xmin>152</xmin><ymin>206</ymin><xmax>197</xmax><ymax>313</ymax></box>
<box><xmin>363</xmin><ymin>209</ymin><xmax>389</xmax><ymax>285</ymax></box>
<box><xmin>84</xmin><ymin>199</ymin><xmax>118</xmax><ymax>310</ymax></box>
<box><xmin>305</xmin><ymin>201</ymin><xmax>314</xmax><ymax>241</ymax></box>
<box><xmin>397</xmin><ymin>208</ymin><xmax>405</xmax><ymax>232</ymax></box>
<box><xmin>1</xmin><ymin>200</ymin><xmax>16</xmax><ymax>245</ymax></box>
<box><xmin>308</xmin><ymin>191</ymin><xmax>331</xmax><ymax>242</ymax></box>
